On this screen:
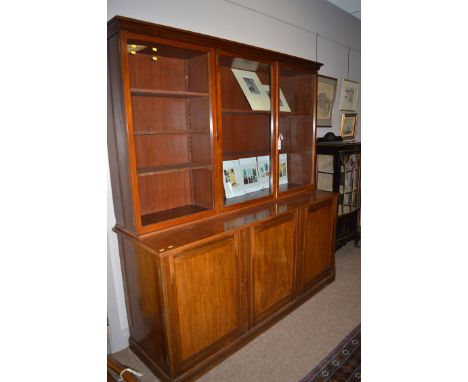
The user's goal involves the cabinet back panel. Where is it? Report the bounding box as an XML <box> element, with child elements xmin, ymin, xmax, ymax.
<box><xmin>188</xmin><ymin>98</ymin><xmax>210</xmax><ymax>132</ymax></box>
<box><xmin>129</xmin><ymin>54</ymin><xmax>187</xmax><ymax>91</ymax></box>
<box><xmin>187</xmin><ymin>54</ymin><xmax>209</xmax><ymax>93</ymax></box>
<box><xmin>134</xmin><ymin>135</ymin><xmax>191</xmax><ymax>168</ymax></box>
<box><xmin>138</xmin><ymin>172</ymin><xmax>193</xmax><ymax>215</ymax></box>
<box><xmin>132</xmin><ymin>97</ymin><xmax>188</xmax><ymax>132</ymax></box>
<box><xmin>192</xmin><ymin>169</ymin><xmax>214</xmax><ymax>209</ymax></box>
<box><xmin>289</xmin><ymin>152</ymin><xmax>313</xmax><ymax>186</ymax></box>
<box><xmin>280</xmin><ymin>118</ymin><xmax>314</xmax><ymax>152</ymax></box>
<box><xmin>222</xmin><ymin>114</ymin><xmax>271</xmax><ymax>159</ymax></box>
<box><xmin>281</xmin><ymin>74</ymin><xmax>314</xmax><ymax>115</ymax></box>
<box><xmin>190</xmin><ymin>134</ymin><xmax>212</xmax><ymax>163</ymax></box>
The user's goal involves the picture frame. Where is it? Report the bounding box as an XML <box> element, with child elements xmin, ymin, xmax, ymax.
<box><xmin>279</xmin><ymin>153</ymin><xmax>288</xmax><ymax>185</ymax></box>
<box><xmin>262</xmin><ymin>85</ymin><xmax>291</xmax><ymax>112</ymax></box>
<box><xmin>317</xmin><ymin>75</ymin><xmax>337</xmax><ymax>127</ymax></box>
<box><xmin>339</xmin><ymin>79</ymin><xmax>359</xmax><ymax>112</ymax></box>
<box><xmin>231</xmin><ymin>68</ymin><xmax>270</xmax><ymax>111</ymax></box>
<box><xmin>340</xmin><ymin>113</ymin><xmax>358</xmax><ymax>140</ymax></box>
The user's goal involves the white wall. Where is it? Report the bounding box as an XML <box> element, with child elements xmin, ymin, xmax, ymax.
<box><xmin>107</xmin><ymin>0</ymin><xmax>360</xmax><ymax>352</ymax></box>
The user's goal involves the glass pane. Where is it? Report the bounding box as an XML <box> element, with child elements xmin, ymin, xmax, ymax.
<box><xmin>278</xmin><ymin>66</ymin><xmax>315</xmax><ymax>192</ymax></box>
<box><xmin>339</xmin><ymin>152</ymin><xmax>361</xmax><ymax>216</ymax></box>
<box><xmin>127</xmin><ymin>39</ymin><xmax>214</xmax><ymax>226</ymax></box>
<box><xmin>219</xmin><ymin>56</ymin><xmax>273</xmax><ymax>206</ymax></box>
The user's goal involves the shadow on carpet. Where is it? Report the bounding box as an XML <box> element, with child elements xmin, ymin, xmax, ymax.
<box><xmin>299</xmin><ymin>324</ymin><xmax>361</xmax><ymax>381</ymax></box>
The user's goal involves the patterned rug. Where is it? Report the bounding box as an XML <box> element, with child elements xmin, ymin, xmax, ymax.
<box><xmin>299</xmin><ymin>324</ymin><xmax>361</xmax><ymax>382</ymax></box>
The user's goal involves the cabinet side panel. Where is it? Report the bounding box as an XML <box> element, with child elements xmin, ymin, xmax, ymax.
<box><xmin>303</xmin><ymin>202</ymin><xmax>334</xmax><ymax>288</ymax></box>
<box><xmin>108</xmin><ymin>34</ymin><xmax>136</xmax><ymax>231</ymax></box>
<box><xmin>119</xmin><ymin>235</ymin><xmax>170</xmax><ymax>374</ymax></box>
<box><xmin>108</xmin><ymin>56</ymin><xmax>124</xmax><ymax>225</ymax></box>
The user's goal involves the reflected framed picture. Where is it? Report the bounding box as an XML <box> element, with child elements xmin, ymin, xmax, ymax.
<box><xmin>340</xmin><ymin>113</ymin><xmax>357</xmax><ymax>140</ymax></box>
<box><xmin>231</xmin><ymin>68</ymin><xmax>270</xmax><ymax>111</ymax></box>
<box><xmin>317</xmin><ymin>75</ymin><xmax>337</xmax><ymax>127</ymax></box>
<box><xmin>262</xmin><ymin>85</ymin><xmax>291</xmax><ymax>112</ymax></box>
<box><xmin>339</xmin><ymin>79</ymin><xmax>359</xmax><ymax>112</ymax></box>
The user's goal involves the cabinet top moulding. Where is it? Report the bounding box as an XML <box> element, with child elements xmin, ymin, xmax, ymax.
<box><xmin>108</xmin><ymin>16</ymin><xmax>323</xmax><ymax>71</ymax></box>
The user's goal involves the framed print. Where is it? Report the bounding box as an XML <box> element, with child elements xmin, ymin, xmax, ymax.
<box><xmin>279</xmin><ymin>153</ymin><xmax>288</xmax><ymax>185</ymax></box>
<box><xmin>263</xmin><ymin>85</ymin><xmax>291</xmax><ymax>112</ymax></box>
<box><xmin>339</xmin><ymin>79</ymin><xmax>359</xmax><ymax>111</ymax></box>
<box><xmin>231</xmin><ymin>68</ymin><xmax>270</xmax><ymax>111</ymax></box>
<box><xmin>317</xmin><ymin>75</ymin><xmax>337</xmax><ymax>127</ymax></box>
<box><xmin>340</xmin><ymin>113</ymin><xmax>357</xmax><ymax>140</ymax></box>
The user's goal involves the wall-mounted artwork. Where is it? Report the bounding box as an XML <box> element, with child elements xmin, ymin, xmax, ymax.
<box><xmin>340</xmin><ymin>113</ymin><xmax>358</xmax><ymax>140</ymax></box>
<box><xmin>317</xmin><ymin>75</ymin><xmax>337</xmax><ymax>127</ymax></box>
<box><xmin>339</xmin><ymin>79</ymin><xmax>359</xmax><ymax>112</ymax></box>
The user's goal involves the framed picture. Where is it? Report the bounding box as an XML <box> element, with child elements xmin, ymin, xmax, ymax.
<box><xmin>340</xmin><ymin>113</ymin><xmax>358</xmax><ymax>140</ymax></box>
<box><xmin>317</xmin><ymin>75</ymin><xmax>337</xmax><ymax>127</ymax></box>
<box><xmin>339</xmin><ymin>79</ymin><xmax>359</xmax><ymax>112</ymax></box>
<box><xmin>262</xmin><ymin>85</ymin><xmax>291</xmax><ymax>112</ymax></box>
<box><xmin>231</xmin><ymin>68</ymin><xmax>270</xmax><ymax>111</ymax></box>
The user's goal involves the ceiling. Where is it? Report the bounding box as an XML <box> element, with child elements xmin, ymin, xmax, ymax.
<box><xmin>325</xmin><ymin>0</ymin><xmax>361</xmax><ymax>20</ymax></box>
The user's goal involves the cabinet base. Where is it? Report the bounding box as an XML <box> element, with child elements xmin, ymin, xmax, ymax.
<box><xmin>129</xmin><ymin>269</ymin><xmax>335</xmax><ymax>382</ymax></box>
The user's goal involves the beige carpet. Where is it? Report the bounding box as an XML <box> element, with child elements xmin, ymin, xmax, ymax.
<box><xmin>112</xmin><ymin>241</ymin><xmax>361</xmax><ymax>382</ymax></box>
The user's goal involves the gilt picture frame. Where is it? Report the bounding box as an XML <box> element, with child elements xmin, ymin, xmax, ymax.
<box><xmin>317</xmin><ymin>75</ymin><xmax>337</xmax><ymax>127</ymax></box>
<box><xmin>339</xmin><ymin>79</ymin><xmax>359</xmax><ymax>112</ymax></box>
<box><xmin>340</xmin><ymin>113</ymin><xmax>358</xmax><ymax>140</ymax></box>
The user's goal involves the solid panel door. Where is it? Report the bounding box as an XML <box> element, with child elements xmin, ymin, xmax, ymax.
<box><xmin>302</xmin><ymin>203</ymin><xmax>335</xmax><ymax>290</ymax></box>
<box><xmin>171</xmin><ymin>235</ymin><xmax>242</xmax><ymax>368</ymax></box>
<box><xmin>251</xmin><ymin>213</ymin><xmax>297</xmax><ymax>325</ymax></box>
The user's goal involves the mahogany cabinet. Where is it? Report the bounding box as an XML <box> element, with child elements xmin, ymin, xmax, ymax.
<box><xmin>108</xmin><ymin>16</ymin><xmax>338</xmax><ymax>382</ymax></box>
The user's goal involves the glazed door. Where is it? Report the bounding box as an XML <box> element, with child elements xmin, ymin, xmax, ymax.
<box><xmin>170</xmin><ymin>234</ymin><xmax>243</xmax><ymax>371</ymax></box>
<box><xmin>250</xmin><ymin>213</ymin><xmax>297</xmax><ymax>326</ymax></box>
<box><xmin>302</xmin><ymin>202</ymin><xmax>335</xmax><ymax>291</ymax></box>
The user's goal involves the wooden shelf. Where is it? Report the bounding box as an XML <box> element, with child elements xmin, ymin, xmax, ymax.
<box><xmin>222</xmin><ymin>108</ymin><xmax>270</xmax><ymax>115</ymax></box>
<box><xmin>141</xmin><ymin>205</ymin><xmax>209</xmax><ymax>226</ymax></box>
<box><xmin>279</xmin><ymin>148</ymin><xmax>312</xmax><ymax>155</ymax></box>
<box><xmin>221</xmin><ymin>109</ymin><xmax>312</xmax><ymax>117</ymax></box>
<box><xmin>279</xmin><ymin>183</ymin><xmax>304</xmax><ymax>193</ymax></box>
<box><xmin>131</xmin><ymin>88</ymin><xmax>209</xmax><ymax>98</ymax></box>
<box><xmin>280</xmin><ymin>113</ymin><xmax>313</xmax><ymax>118</ymax></box>
<box><xmin>223</xmin><ymin>150</ymin><xmax>271</xmax><ymax>161</ymax></box>
<box><xmin>134</xmin><ymin>130</ymin><xmax>209</xmax><ymax>136</ymax></box>
<box><xmin>137</xmin><ymin>162</ymin><xmax>212</xmax><ymax>176</ymax></box>
<box><xmin>224</xmin><ymin>188</ymin><xmax>272</xmax><ymax>207</ymax></box>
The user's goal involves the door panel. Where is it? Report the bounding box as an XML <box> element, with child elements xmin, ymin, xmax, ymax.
<box><xmin>303</xmin><ymin>203</ymin><xmax>334</xmax><ymax>290</ymax></box>
<box><xmin>251</xmin><ymin>214</ymin><xmax>296</xmax><ymax>325</ymax></box>
<box><xmin>172</xmin><ymin>235</ymin><xmax>241</xmax><ymax>365</ymax></box>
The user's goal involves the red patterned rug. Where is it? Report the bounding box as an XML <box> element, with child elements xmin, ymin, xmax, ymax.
<box><xmin>299</xmin><ymin>324</ymin><xmax>361</xmax><ymax>382</ymax></box>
